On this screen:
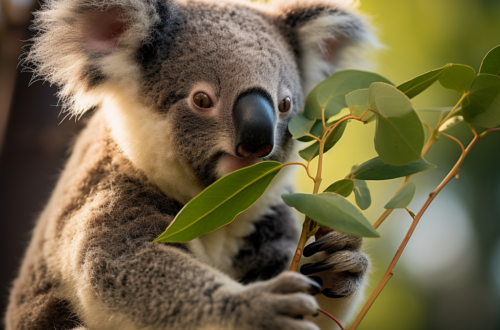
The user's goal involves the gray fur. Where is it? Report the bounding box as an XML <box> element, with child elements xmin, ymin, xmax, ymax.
<box><xmin>7</xmin><ymin>0</ymin><xmax>377</xmax><ymax>329</ymax></box>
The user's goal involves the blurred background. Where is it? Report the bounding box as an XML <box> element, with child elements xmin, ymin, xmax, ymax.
<box><xmin>0</xmin><ymin>0</ymin><xmax>499</xmax><ymax>329</ymax></box>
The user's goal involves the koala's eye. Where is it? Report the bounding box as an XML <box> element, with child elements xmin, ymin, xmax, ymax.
<box><xmin>279</xmin><ymin>97</ymin><xmax>291</xmax><ymax>113</ymax></box>
<box><xmin>193</xmin><ymin>92</ymin><xmax>213</xmax><ymax>109</ymax></box>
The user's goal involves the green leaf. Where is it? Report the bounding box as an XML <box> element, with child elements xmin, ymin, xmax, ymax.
<box><xmin>461</xmin><ymin>74</ymin><xmax>500</xmax><ymax>128</ymax></box>
<box><xmin>384</xmin><ymin>182</ymin><xmax>417</xmax><ymax>209</ymax></box>
<box><xmin>305</xmin><ymin>70</ymin><xmax>393</xmax><ymax>120</ymax></box>
<box><xmin>369</xmin><ymin>83</ymin><xmax>425</xmax><ymax>166</ymax></box>
<box><xmin>416</xmin><ymin>107</ymin><xmax>454</xmax><ymax>114</ymax></box>
<box><xmin>350</xmin><ymin>157</ymin><xmax>436</xmax><ymax>181</ymax></box>
<box><xmin>469</xmin><ymin>73</ymin><xmax>500</xmax><ymax>92</ymax></box>
<box><xmin>297</xmin><ymin>120</ymin><xmax>324</xmax><ymax>142</ymax></box>
<box><xmin>345</xmin><ymin>89</ymin><xmax>376</xmax><ymax>123</ymax></box>
<box><xmin>298</xmin><ymin>119</ymin><xmax>348</xmax><ymax>161</ymax></box>
<box><xmin>324</xmin><ymin>179</ymin><xmax>355</xmax><ymax>197</ymax></box>
<box><xmin>479</xmin><ymin>45</ymin><xmax>500</xmax><ymax>76</ymax></box>
<box><xmin>438</xmin><ymin>64</ymin><xmax>475</xmax><ymax>94</ymax></box>
<box><xmin>397</xmin><ymin>64</ymin><xmax>452</xmax><ymax>99</ymax></box>
<box><xmin>281</xmin><ymin>192</ymin><xmax>380</xmax><ymax>238</ymax></box>
<box><xmin>288</xmin><ymin>113</ymin><xmax>315</xmax><ymax>139</ymax></box>
<box><xmin>155</xmin><ymin>161</ymin><xmax>282</xmax><ymax>243</ymax></box>
<box><xmin>353</xmin><ymin>179</ymin><xmax>371</xmax><ymax>210</ymax></box>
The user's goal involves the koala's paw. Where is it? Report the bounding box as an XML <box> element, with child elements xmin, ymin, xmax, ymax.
<box><xmin>232</xmin><ymin>272</ymin><xmax>321</xmax><ymax>330</ymax></box>
<box><xmin>300</xmin><ymin>230</ymin><xmax>369</xmax><ymax>299</ymax></box>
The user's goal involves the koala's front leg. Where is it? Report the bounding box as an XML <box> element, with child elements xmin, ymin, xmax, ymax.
<box><xmin>299</xmin><ymin>230</ymin><xmax>369</xmax><ymax>329</ymax></box>
<box><xmin>71</xmin><ymin>240</ymin><xmax>322</xmax><ymax>330</ymax></box>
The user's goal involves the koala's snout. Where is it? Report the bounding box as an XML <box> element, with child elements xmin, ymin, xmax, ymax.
<box><xmin>233</xmin><ymin>91</ymin><xmax>275</xmax><ymax>158</ymax></box>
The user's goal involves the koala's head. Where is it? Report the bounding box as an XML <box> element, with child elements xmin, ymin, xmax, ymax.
<box><xmin>27</xmin><ymin>0</ymin><xmax>377</xmax><ymax>203</ymax></box>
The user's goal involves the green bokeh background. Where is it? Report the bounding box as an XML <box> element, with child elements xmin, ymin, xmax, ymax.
<box><xmin>295</xmin><ymin>0</ymin><xmax>500</xmax><ymax>329</ymax></box>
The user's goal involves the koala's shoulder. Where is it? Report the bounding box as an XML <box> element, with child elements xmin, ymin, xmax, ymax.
<box><xmin>46</xmin><ymin>112</ymin><xmax>183</xmax><ymax>247</ymax></box>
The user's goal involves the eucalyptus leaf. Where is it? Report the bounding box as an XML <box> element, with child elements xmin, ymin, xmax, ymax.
<box><xmin>298</xmin><ymin>119</ymin><xmax>348</xmax><ymax>161</ymax></box>
<box><xmin>479</xmin><ymin>45</ymin><xmax>500</xmax><ymax>76</ymax></box>
<box><xmin>384</xmin><ymin>182</ymin><xmax>416</xmax><ymax>209</ymax></box>
<box><xmin>297</xmin><ymin>120</ymin><xmax>324</xmax><ymax>142</ymax></box>
<box><xmin>288</xmin><ymin>113</ymin><xmax>315</xmax><ymax>139</ymax></box>
<box><xmin>345</xmin><ymin>89</ymin><xmax>376</xmax><ymax>122</ymax></box>
<box><xmin>438</xmin><ymin>64</ymin><xmax>475</xmax><ymax>94</ymax></box>
<box><xmin>324</xmin><ymin>179</ymin><xmax>355</xmax><ymax>197</ymax></box>
<box><xmin>350</xmin><ymin>157</ymin><xmax>436</xmax><ymax>180</ymax></box>
<box><xmin>416</xmin><ymin>107</ymin><xmax>454</xmax><ymax>114</ymax></box>
<box><xmin>397</xmin><ymin>64</ymin><xmax>451</xmax><ymax>99</ymax></box>
<box><xmin>281</xmin><ymin>192</ymin><xmax>380</xmax><ymax>238</ymax></box>
<box><xmin>463</xmin><ymin>92</ymin><xmax>500</xmax><ymax>128</ymax></box>
<box><xmin>155</xmin><ymin>161</ymin><xmax>282</xmax><ymax>243</ymax></box>
<box><xmin>305</xmin><ymin>70</ymin><xmax>393</xmax><ymax>120</ymax></box>
<box><xmin>353</xmin><ymin>180</ymin><xmax>371</xmax><ymax>210</ymax></box>
<box><xmin>369</xmin><ymin>83</ymin><xmax>425</xmax><ymax>166</ymax></box>
<box><xmin>470</xmin><ymin>73</ymin><xmax>500</xmax><ymax>92</ymax></box>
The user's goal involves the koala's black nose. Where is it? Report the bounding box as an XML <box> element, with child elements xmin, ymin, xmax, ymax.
<box><xmin>233</xmin><ymin>91</ymin><xmax>275</xmax><ymax>158</ymax></box>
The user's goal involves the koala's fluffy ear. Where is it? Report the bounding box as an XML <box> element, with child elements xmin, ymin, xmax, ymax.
<box><xmin>25</xmin><ymin>0</ymin><xmax>171</xmax><ymax>116</ymax></box>
<box><xmin>271</xmin><ymin>0</ymin><xmax>379</xmax><ymax>95</ymax></box>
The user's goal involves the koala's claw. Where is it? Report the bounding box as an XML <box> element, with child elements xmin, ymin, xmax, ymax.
<box><xmin>233</xmin><ymin>272</ymin><xmax>321</xmax><ymax>330</ymax></box>
<box><xmin>301</xmin><ymin>230</ymin><xmax>369</xmax><ymax>299</ymax></box>
<box><xmin>300</xmin><ymin>250</ymin><xmax>368</xmax><ymax>275</ymax></box>
<box><xmin>303</xmin><ymin>231</ymin><xmax>362</xmax><ymax>257</ymax></box>
<box><xmin>264</xmin><ymin>272</ymin><xmax>322</xmax><ymax>295</ymax></box>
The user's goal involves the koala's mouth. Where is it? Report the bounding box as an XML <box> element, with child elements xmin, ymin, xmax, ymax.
<box><xmin>218</xmin><ymin>153</ymin><xmax>262</xmax><ymax>176</ymax></box>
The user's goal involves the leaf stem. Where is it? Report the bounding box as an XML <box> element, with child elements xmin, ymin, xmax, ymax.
<box><xmin>349</xmin><ymin>133</ymin><xmax>481</xmax><ymax>330</ymax></box>
<box><xmin>438</xmin><ymin>93</ymin><xmax>468</xmax><ymax>130</ymax></box>
<box><xmin>421</xmin><ymin>134</ymin><xmax>437</xmax><ymax>157</ymax></box>
<box><xmin>319</xmin><ymin>309</ymin><xmax>346</xmax><ymax>330</ymax></box>
<box><xmin>306</xmin><ymin>133</ymin><xmax>322</xmax><ymax>143</ymax></box>
<box><xmin>284</xmin><ymin>162</ymin><xmax>315</xmax><ymax>181</ymax></box>
<box><xmin>373</xmin><ymin>209</ymin><xmax>392</xmax><ymax>229</ymax></box>
<box><xmin>289</xmin><ymin>218</ymin><xmax>310</xmax><ymax>271</ymax></box>
<box><xmin>469</xmin><ymin>124</ymin><xmax>478</xmax><ymax>137</ymax></box>
<box><xmin>422</xmin><ymin>122</ymin><xmax>432</xmax><ymax>133</ymax></box>
<box><xmin>405</xmin><ymin>208</ymin><xmax>416</xmax><ymax>219</ymax></box>
<box><xmin>358</xmin><ymin>108</ymin><xmax>371</xmax><ymax>121</ymax></box>
<box><xmin>479</xmin><ymin>127</ymin><xmax>500</xmax><ymax>138</ymax></box>
<box><xmin>441</xmin><ymin>132</ymin><xmax>465</xmax><ymax>153</ymax></box>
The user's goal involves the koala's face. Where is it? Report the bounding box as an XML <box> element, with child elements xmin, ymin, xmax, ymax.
<box><xmin>137</xmin><ymin>2</ymin><xmax>302</xmax><ymax>187</ymax></box>
<box><xmin>27</xmin><ymin>0</ymin><xmax>375</xmax><ymax>202</ymax></box>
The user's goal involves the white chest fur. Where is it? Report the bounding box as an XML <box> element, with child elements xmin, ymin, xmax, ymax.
<box><xmin>187</xmin><ymin>165</ymin><xmax>300</xmax><ymax>277</ymax></box>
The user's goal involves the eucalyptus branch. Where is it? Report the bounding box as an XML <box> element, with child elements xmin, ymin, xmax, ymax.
<box><xmin>289</xmin><ymin>114</ymin><xmax>368</xmax><ymax>272</ymax></box>
<box><xmin>349</xmin><ymin>131</ymin><xmax>486</xmax><ymax>330</ymax></box>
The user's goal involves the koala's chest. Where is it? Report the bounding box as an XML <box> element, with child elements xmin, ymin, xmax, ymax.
<box><xmin>187</xmin><ymin>213</ymin><xmax>257</xmax><ymax>277</ymax></box>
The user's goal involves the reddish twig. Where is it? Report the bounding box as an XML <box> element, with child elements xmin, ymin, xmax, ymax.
<box><xmin>319</xmin><ymin>309</ymin><xmax>345</xmax><ymax>330</ymax></box>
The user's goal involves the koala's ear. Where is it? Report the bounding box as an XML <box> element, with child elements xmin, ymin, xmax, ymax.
<box><xmin>25</xmin><ymin>0</ymin><xmax>171</xmax><ymax>116</ymax></box>
<box><xmin>271</xmin><ymin>0</ymin><xmax>379</xmax><ymax>95</ymax></box>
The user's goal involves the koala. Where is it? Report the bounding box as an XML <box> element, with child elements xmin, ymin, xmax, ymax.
<box><xmin>5</xmin><ymin>0</ymin><xmax>377</xmax><ymax>329</ymax></box>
